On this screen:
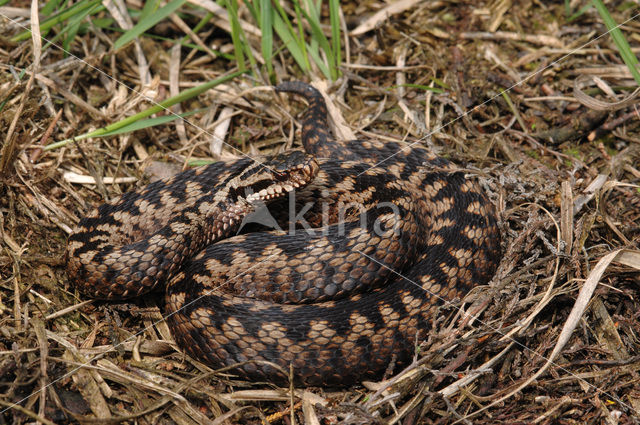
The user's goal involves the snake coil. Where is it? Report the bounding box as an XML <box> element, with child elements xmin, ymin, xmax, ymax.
<box><xmin>67</xmin><ymin>81</ymin><xmax>500</xmax><ymax>386</ymax></box>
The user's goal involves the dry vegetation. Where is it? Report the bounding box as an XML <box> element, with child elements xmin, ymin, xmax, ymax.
<box><xmin>2</xmin><ymin>1</ymin><xmax>640</xmax><ymax>424</ymax></box>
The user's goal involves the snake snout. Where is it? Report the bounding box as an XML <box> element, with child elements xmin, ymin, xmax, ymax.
<box><xmin>239</xmin><ymin>152</ymin><xmax>318</xmax><ymax>204</ymax></box>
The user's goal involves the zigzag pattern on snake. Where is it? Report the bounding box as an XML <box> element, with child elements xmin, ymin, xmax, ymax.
<box><xmin>66</xmin><ymin>81</ymin><xmax>500</xmax><ymax>386</ymax></box>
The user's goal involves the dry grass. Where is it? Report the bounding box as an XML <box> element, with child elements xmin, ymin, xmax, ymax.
<box><xmin>1</xmin><ymin>1</ymin><xmax>640</xmax><ymax>424</ymax></box>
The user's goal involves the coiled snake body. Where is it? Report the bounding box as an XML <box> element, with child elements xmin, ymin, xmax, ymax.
<box><xmin>67</xmin><ymin>82</ymin><xmax>500</xmax><ymax>386</ymax></box>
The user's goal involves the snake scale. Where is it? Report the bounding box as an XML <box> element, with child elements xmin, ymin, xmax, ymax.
<box><xmin>67</xmin><ymin>81</ymin><xmax>500</xmax><ymax>386</ymax></box>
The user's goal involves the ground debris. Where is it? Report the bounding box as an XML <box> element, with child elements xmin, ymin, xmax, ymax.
<box><xmin>1</xmin><ymin>1</ymin><xmax>640</xmax><ymax>424</ymax></box>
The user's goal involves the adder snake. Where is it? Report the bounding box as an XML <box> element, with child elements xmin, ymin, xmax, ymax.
<box><xmin>66</xmin><ymin>81</ymin><xmax>500</xmax><ymax>386</ymax></box>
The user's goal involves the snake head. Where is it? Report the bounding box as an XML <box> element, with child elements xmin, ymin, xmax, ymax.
<box><xmin>231</xmin><ymin>151</ymin><xmax>318</xmax><ymax>204</ymax></box>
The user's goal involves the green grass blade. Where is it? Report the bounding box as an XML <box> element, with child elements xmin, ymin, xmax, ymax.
<box><xmin>113</xmin><ymin>0</ymin><xmax>186</xmax><ymax>50</ymax></box>
<box><xmin>430</xmin><ymin>77</ymin><xmax>451</xmax><ymax>90</ymax></box>
<box><xmin>177</xmin><ymin>10</ymin><xmax>217</xmax><ymax>49</ymax></box>
<box><xmin>139</xmin><ymin>0</ymin><xmax>163</xmax><ymax>21</ymax></box>
<box><xmin>271</xmin><ymin>2</ymin><xmax>309</xmax><ymax>72</ymax></box>
<box><xmin>62</xmin><ymin>17</ymin><xmax>82</xmax><ymax>54</ymax></box>
<box><xmin>272</xmin><ymin>13</ymin><xmax>308</xmax><ymax>72</ymax></box>
<box><xmin>306</xmin><ymin>45</ymin><xmax>330</xmax><ymax>78</ymax></box>
<box><xmin>592</xmin><ymin>0</ymin><xmax>640</xmax><ymax>85</ymax></box>
<box><xmin>223</xmin><ymin>0</ymin><xmax>247</xmax><ymax>72</ymax></box>
<box><xmin>300</xmin><ymin>0</ymin><xmax>320</xmax><ymax>59</ymax></box>
<box><xmin>100</xmin><ymin>109</ymin><xmax>203</xmax><ymax>136</ymax></box>
<box><xmin>245</xmin><ymin>0</ymin><xmax>259</xmax><ymax>23</ymax></box>
<box><xmin>298</xmin><ymin>3</ymin><xmax>335</xmax><ymax>79</ymax></box>
<box><xmin>44</xmin><ymin>70</ymin><xmax>246</xmax><ymax>150</ymax></box>
<box><xmin>41</xmin><ymin>0</ymin><xmax>63</xmax><ymax>16</ymax></box>
<box><xmin>329</xmin><ymin>0</ymin><xmax>341</xmax><ymax>78</ymax></box>
<box><xmin>101</xmin><ymin>24</ymin><xmax>233</xmax><ymax>59</ymax></box>
<box><xmin>567</xmin><ymin>3</ymin><xmax>593</xmax><ymax>22</ymax></box>
<box><xmin>42</xmin><ymin>2</ymin><xmax>104</xmax><ymax>52</ymax></box>
<box><xmin>293</xmin><ymin>2</ymin><xmax>311</xmax><ymax>72</ymax></box>
<box><xmin>191</xmin><ymin>11</ymin><xmax>215</xmax><ymax>35</ymax></box>
<box><xmin>11</xmin><ymin>0</ymin><xmax>102</xmax><ymax>42</ymax></box>
<box><xmin>187</xmin><ymin>159</ymin><xmax>219</xmax><ymax>167</ymax></box>
<box><xmin>260</xmin><ymin>0</ymin><xmax>274</xmax><ymax>80</ymax></box>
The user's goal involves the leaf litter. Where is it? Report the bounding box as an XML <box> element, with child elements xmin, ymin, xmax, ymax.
<box><xmin>1</xmin><ymin>1</ymin><xmax>640</xmax><ymax>424</ymax></box>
